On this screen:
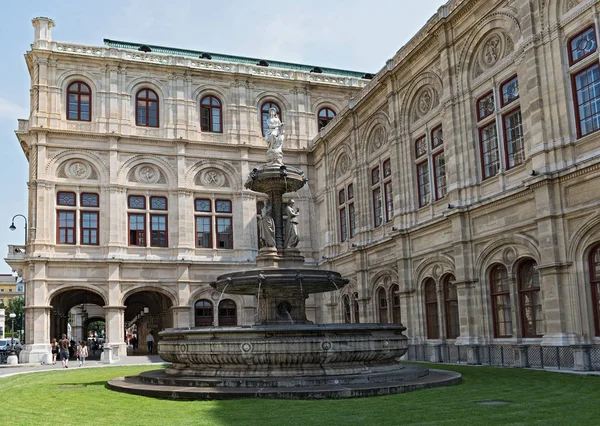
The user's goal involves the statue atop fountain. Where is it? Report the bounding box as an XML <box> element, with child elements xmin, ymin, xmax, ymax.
<box><xmin>265</xmin><ymin>107</ymin><xmax>284</xmax><ymax>166</ymax></box>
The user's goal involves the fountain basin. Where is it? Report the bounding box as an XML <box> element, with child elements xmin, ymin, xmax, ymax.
<box><xmin>158</xmin><ymin>323</ymin><xmax>408</xmax><ymax>377</ymax></box>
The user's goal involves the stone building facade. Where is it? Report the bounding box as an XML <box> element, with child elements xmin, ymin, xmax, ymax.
<box><xmin>6</xmin><ymin>0</ymin><xmax>600</xmax><ymax>369</ymax></box>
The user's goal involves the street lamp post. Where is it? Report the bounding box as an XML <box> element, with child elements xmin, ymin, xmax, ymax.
<box><xmin>9</xmin><ymin>214</ymin><xmax>27</xmax><ymax>247</ymax></box>
<box><xmin>7</xmin><ymin>312</ymin><xmax>18</xmax><ymax>365</ymax></box>
<box><xmin>9</xmin><ymin>313</ymin><xmax>16</xmax><ymax>353</ymax></box>
<box><xmin>9</xmin><ymin>214</ymin><xmax>27</xmax><ymax>345</ymax></box>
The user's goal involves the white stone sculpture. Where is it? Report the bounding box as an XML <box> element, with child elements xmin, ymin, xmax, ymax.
<box><xmin>258</xmin><ymin>200</ymin><xmax>276</xmax><ymax>248</ymax></box>
<box><xmin>284</xmin><ymin>199</ymin><xmax>299</xmax><ymax>249</ymax></box>
<box><xmin>265</xmin><ymin>107</ymin><xmax>284</xmax><ymax>165</ymax></box>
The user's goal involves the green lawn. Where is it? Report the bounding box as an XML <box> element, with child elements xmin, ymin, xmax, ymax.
<box><xmin>1</xmin><ymin>364</ymin><xmax>599</xmax><ymax>425</ymax></box>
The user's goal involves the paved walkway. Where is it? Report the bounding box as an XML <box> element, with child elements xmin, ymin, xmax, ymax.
<box><xmin>0</xmin><ymin>355</ymin><xmax>167</xmax><ymax>378</ymax></box>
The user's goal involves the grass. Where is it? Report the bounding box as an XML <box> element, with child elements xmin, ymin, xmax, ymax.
<box><xmin>1</xmin><ymin>363</ymin><xmax>599</xmax><ymax>425</ymax></box>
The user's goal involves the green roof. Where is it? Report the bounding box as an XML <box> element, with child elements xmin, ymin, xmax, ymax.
<box><xmin>103</xmin><ymin>39</ymin><xmax>373</xmax><ymax>79</ymax></box>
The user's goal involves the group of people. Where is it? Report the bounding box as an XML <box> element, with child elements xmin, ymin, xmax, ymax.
<box><xmin>50</xmin><ymin>335</ymin><xmax>97</xmax><ymax>367</ymax></box>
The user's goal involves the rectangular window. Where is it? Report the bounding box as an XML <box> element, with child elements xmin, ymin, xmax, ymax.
<box><xmin>80</xmin><ymin>95</ymin><xmax>90</xmax><ymax>121</ymax></box>
<box><xmin>500</xmin><ymin>76</ymin><xmax>519</xmax><ymax>107</ymax></box>
<box><xmin>137</xmin><ymin>100</ymin><xmax>147</xmax><ymax>126</ymax></box>
<box><xmin>371</xmin><ymin>166</ymin><xmax>380</xmax><ymax>185</ymax></box>
<box><xmin>128</xmin><ymin>213</ymin><xmax>145</xmax><ymax>246</ymax></box>
<box><xmin>128</xmin><ymin>195</ymin><xmax>146</xmax><ymax>209</ymax></box>
<box><xmin>569</xmin><ymin>26</ymin><xmax>597</xmax><ymax>65</ymax></box>
<box><xmin>480</xmin><ymin>123</ymin><xmax>499</xmax><ymax>179</ymax></box>
<box><xmin>417</xmin><ymin>161</ymin><xmax>430</xmax><ymax>207</ymax></box>
<box><xmin>216</xmin><ymin>200</ymin><xmax>232</xmax><ymax>213</ymax></box>
<box><xmin>372</xmin><ymin>187</ymin><xmax>382</xmax><ymax>227</ymax></box>
<box><xmin>384</xmin><ymin>182</ymin><xmax>393</xmax><ymax>222</ymax></box>
<box><xmin>415</xmin><ymin>136</ymin><xmax>427</xmax><ymax>158</ymax></box>
<box><xmin>347</xmin><ymin>183</ymin><xmax>354</xmax><ymax>200</ymax></box>
<box><xmin>216</xmin><ymin>217</ymin><xmax>233</xmax><ymax>249</ymax></box>
<box><xmin>574</xmin><ymin>63</ymin><xmax>600</xmax><ymax>138</ymax></box>
<box><xmin>383</xmin><ymin>159</ymin><xmax>391</xmax><ymax>178</ymax></box>
<box><xmin>196</xmin><ymin>216</ymin><xmax>212</xmax><ymax>248</ymax></box>
<box><xmin>57</xmin><ymin>192</ymin><xmax>76</xmax><ymax>206</ymax></box>
<box><xmin>433</xmin><ymin>152</ymin><xmax>446</xmax><ymax>200</ymax></box>
<box><xmin>477</xmin><ymin>91</ymin><xmax>495</xmax><ymax>121</ymax></box>
<box><xmin>81</xmin><ymin>193</ymin><xmax>99</xmax><ymax>207</ymax></box>
<box><xmin>57</xmin><ymin>211</ymin><xmax>75</xmax><ymax>244</ymax></box>
<box><xmin>150</xmin><ymin>196</ymin><xmax>168</xmax><ymax>210</ymax></box>
<box><xmin>338</xmin><ymin>189</ymin><xmax>345</xmax><ymax>206</ymax></box>
<box><xmin>195</xmin><ymin>198</ymin><xmax>212</xmax><ymax>212</ymax></box>
<box><xmin>150</xmin><ymin>214</ymin><xmax>168</xmax><ymax>247</ymax></box>
<box><xmin>201</xmin><ymin>106</ymin><xmax>211</xmax><ymax>131</ymax></box>
<box><xmin>340</xmin><ymin>207</ymin><xmax>347</xmax><ymax>242</ymax></box>
<box><xmin>431</xmin><ymin>126</ymin><xmax>443</xmax><ymax>149</ymax></box>
<box><xmin>349</xmin><ymin>203</ymin><xmax>355</xmax><ymax>238</ymax></box>
<box><xmin>81</xmin><ymin>212</ymin><xmax>99</xmax><ymax>245</ymax></box>
<box><xmin>503</xmin><ymin>109</ymin><xmax>524</xmax><ymax>169</ymax></box>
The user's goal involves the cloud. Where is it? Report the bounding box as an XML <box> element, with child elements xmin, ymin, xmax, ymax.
<box><xmin>0</xmin><ymin>96</ymin><xmax>28</xmax><ymax>121</ymax></box>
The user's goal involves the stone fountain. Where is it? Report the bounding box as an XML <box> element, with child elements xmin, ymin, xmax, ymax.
<box><xmin>108</xmin><ymin>109</ymin><xmax>460</xmax><ymax>399</ymax></box>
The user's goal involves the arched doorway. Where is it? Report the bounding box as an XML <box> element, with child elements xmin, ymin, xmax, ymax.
<box><xmin>123</xmin><ymin>289</ymin><xmax>174</xmax><ymax>355</ymax></box>
<box><xmin>49</xmin><ymin>288</ymin><xmax>106</xmax><ymax>360</ymax></box>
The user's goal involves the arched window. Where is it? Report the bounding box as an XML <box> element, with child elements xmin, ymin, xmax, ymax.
<box><xmin>424</xmin><ymin>279</ymin><xmax>439</xmax><ymax>339</ymax></box>
<box><xmin>67</xmin><ymin>81</ymin><xmax>91</xmax><ymax>121</ymax></box>
<box><xmin>261</xmin><ymin>102</ymin><xmax>282</xmax><ymax>136</ymax></box>
<box><xmin>377</xmin><ymin>287</ymin><xmax>388</xmax><ymax>323</ymax></box>
<box><xmin>218</xmin><ymin>299</ymin><xmax>237</xmax><ymax>326</ymax></box>
<box><xmin>591</xmin><ymin>245</ymin><xmax>600</xmax><ymax>336</ymax></box>
<box><xmin>518</xmin><ymin>260</ymin><xmax>542</xmax><ymax>337</ymax></box>
<box><xmin>194</xmin><ymin>299</ymin><xmax>213</xmax><ymax>326</ymax></box>
<box><xmin>353</xmin><ymin>292</ymin><xmax>360</xmax><ymax>324</ymax></box>
<box><xmin>444</xmin><ymin>274</ymin><xmax>459</xmax><ymax>339</ymax></box>
<box><xmin>490</xmin><ymin>264</ymin><xmax>512</xmax><ymax>337</ymax></box>
<box><xmin>200</xmin><ymin>95</ymin><xmax>222</xmax><ymax>133</ymax></box>
<box><xmin>136</xmin><ymin>88</ymin><xmax>159</xmax><ymax>127</ymax></box>
<box><xmin>318</xmin><ymin>107</ymin><xmax>336</xmax><ymax>130</ymax></box>
<box><xmin>342</xmin><ymin>294</ymin><xmax>351</xmax><ymax>324</ymax></box>
<box><xmin>390</xmin><ymin>284</ymin><xmax>401</xmax><ymax>324</ymax></box>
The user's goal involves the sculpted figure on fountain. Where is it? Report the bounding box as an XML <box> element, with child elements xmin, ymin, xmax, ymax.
<box><xmin>258</xmin><ymin>200</ymin><xmax>276</xmax><ymax>248</ymax></box>
<box><xmin>284</xmin><ymin>199</ymin><xmax>300</xmax><ymax>248</ymax></box>
<box><xmin>265</xmin><ymin>107</ymin><xmax>284</xmax><ymax>165</ymax></box>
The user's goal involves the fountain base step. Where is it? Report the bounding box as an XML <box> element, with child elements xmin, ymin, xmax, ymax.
<box><xmin>107</xmin><ymin>366</ymin><xmax>461</xmax><ymax>400</ymax></box>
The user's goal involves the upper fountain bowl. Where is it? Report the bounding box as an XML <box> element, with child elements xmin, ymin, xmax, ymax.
<box><xmin>245</xmin><ymin>164</ymin><xmax>306</xmax><ymax>194</ymax></box>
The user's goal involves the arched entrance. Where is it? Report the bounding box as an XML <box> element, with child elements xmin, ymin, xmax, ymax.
<box><xmin>123</xmin><ymin>289</ymin><xmax>174</xmax><ymax>355</ymax></box>
<box><xmin>49</xmin><ymin>288</ymin><xmax>106</xmax><ymax>360</ymax></box>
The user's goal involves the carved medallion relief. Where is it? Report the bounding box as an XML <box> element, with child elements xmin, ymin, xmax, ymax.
<box><xmin>127</xmin><ymin>164</ymin><xmax>167</xmax><ymax>184</ymax></box>
<box><xmin>412</xmin><ymin>87</ymin><xmax>439</xmax><ymax>122</ymax></box>
<box><xmin>472</xmin><ymin>31</ymin><xmax>515</xmax><ymax>78</ymax></box>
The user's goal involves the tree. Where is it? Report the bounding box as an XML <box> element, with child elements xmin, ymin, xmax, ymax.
<box><xmin>5</xmin><ymin>297</ymin><xmax>24</xmax><ymax>335</ymax></box>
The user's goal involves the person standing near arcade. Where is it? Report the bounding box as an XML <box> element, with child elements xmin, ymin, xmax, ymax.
<box><xmin>58</xmin><ymin>334</ymin><xmax>70</xmax><ymax>368</ymax></box>
<box><xmin>146</xmin><ymin>331</ymin><xmax>154</xmax><ymax>354</ymax></box>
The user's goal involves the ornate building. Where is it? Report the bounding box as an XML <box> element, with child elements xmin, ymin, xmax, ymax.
<box><xmin>6</xmin><ymin>0</ymin><xmax>600</xmax><ymax>370</ymax></box>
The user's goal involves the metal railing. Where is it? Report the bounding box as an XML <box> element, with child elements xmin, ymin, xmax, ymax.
<box><xmin>406</xmin><ymin>343</ymin><xmax>584</xmax><ymax>371</ymax></box>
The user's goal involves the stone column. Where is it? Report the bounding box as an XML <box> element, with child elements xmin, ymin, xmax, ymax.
<box><xmin>71</xmin><ymin>307</ymin><xmax>85</xmax><ymax>343</ymax></box>
<box><xmin>572</xmin><ymin>345</ymin><xmax>592</xmax><ymax>371</ymax></box>
<box><xmin>172</xmin><ymin>306</ymin><xmax>191</xmax><ymax>329</ymax></box>
<box><xmin>514</xmin><ymin>345</ymin><xmax>529</xmax><ymax>368</ymax></box>
<box><xmin>104</xmin><ymin>306</ymin><xmax>126</xmax><ymax>360</ymax></box>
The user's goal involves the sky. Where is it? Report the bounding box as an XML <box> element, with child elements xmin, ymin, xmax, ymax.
<box><xmin>0</xmin><ymin>0</ymin><xmax>443</xmax><ymax>273</ymax></box>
